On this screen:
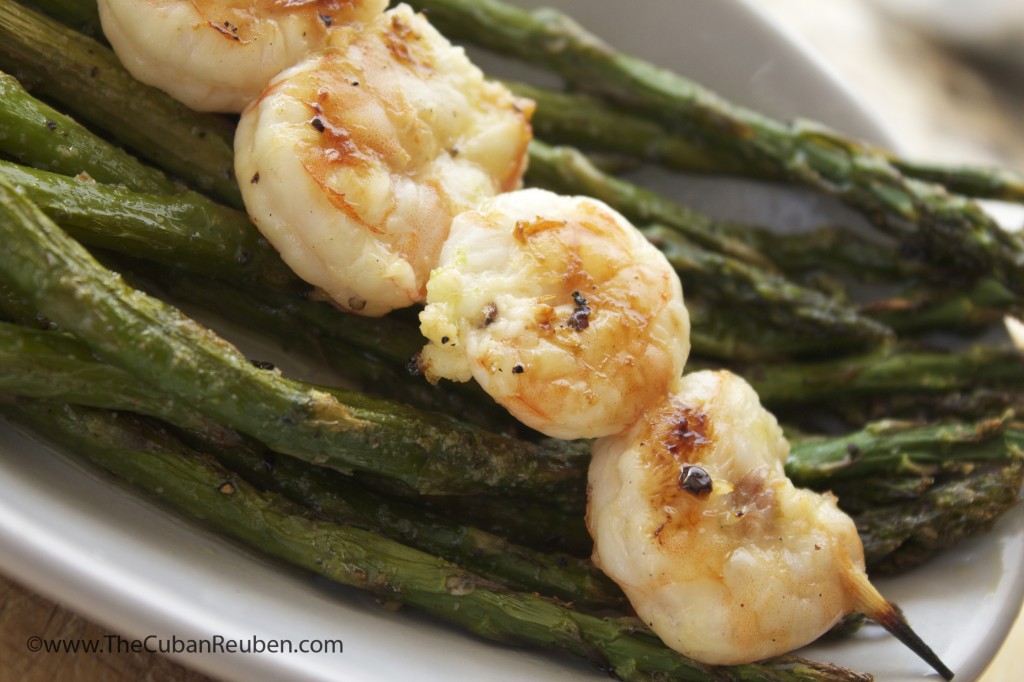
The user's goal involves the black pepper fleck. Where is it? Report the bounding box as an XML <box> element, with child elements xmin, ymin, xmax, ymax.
<box><xmin>678</xmin><ymin>465</ymin><xmax>713</xmax><ymax>498</ymax></box>
<box><xmin>320</xmin><ymin>13</ymin><xmax>333</xmax><ymax>26</ymax></box>
<box><xmin>567</xmin><ymin>290</ymin><xmax>591</xmax><ymax>331</ymax></box>
<box><xmin>44</xmin><ymin>120</ymin><xmax>57</xmax><ymax>131</ymax></box>
<box><xmin>311</xmin><ymin>117</ymin><xmax>326</xmax><ymax>132</ymax></box>
<box><xmin>512</xmin><ymin>364</ymin><xmax>524</xmax><ymax>374</ymax></box>
<box><xmin>251</xmin><ymin>359</ymin><xmax>275</xmax><ymax>370</ymax></box>
<box><xmin>250</xmin><ymin>171</ymin><xmax>260</xmax><ymax>184</ymax></box>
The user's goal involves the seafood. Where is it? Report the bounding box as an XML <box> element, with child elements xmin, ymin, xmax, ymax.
<box><xmin>587</xmin><ymin>369</ymin><xmax>952</xmax><ymax>677</ymax></box>
<box><xmin>98</xmin><ymin>0</ymin><xmax>387</xmax><ymax>112</ymax></box>
<box><xmin>234</xmin><ymin>4</ymin><xmax>534</xmax><ymax>316</ymax></box>
<box><xmin>417</xmin><ymin>188</ymin><xmax>690</xmax><ymax>439</ymax></box>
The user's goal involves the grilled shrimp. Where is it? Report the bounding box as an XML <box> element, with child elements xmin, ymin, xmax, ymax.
<box><xmin>98</xmin><ymin>0</ymin><xmax>386</xmax><ymax>112</ymax></box>
<box><xmin>417</xmin><ymin>188</ymin><xmax>690</xmax><ymax>440</ymax></box>
<box><xmin>587</xmin><ymin>370</ymin><xmax>953</xmax><ymax>677</ymax></box>
<box><xmin>234</xmin><ymin>4</ymin><xmax>534</xmax><ymax>316</ymax></box>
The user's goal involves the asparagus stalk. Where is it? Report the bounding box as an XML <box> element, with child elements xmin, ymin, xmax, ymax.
<box><xmin>0</xmin><ymin>72</ymin><xmax>177</xmax><ymax>194</ymax></box>
<box><xmin>856</xmin><ymin>459</ymin><xmax>1024</xmax><ymax>575</ymax></box>
<box><xmin>721</xmin><ymin>223</ymin><xmax>916</xmax><ymax>284</ymax></box>
<box><xmin>526</xmin><ymin>140</ymin><xmax>774</xmax><ymax>269</ymax></box>
<box><xmin>725</xmin><ymin>344</ymin><xmax>1024</xmax><ymax>407</ymax></box>
<box><xmin>4</xmin><ymin>399</ymin><xmax>873</xmax><ymax>682</ymax></box>
<box><xmin>509</xmin><ymin>80</ymin><xmax>754</xmax><ymax>177</ymax></box>
<box><xmin>843</xmin><ymin>388</ymin><xmax>1024</xmax><ymax>426</ymax></box>
<box><xmin>0</xmin><ymin>180</ymin><xmax>586</xmax><ymax>494</ymax></box>
<box><xmin>787</xmin><ymin>415</ymin><xmax>1021</xmax><ymax>485</ymax></box>
<box><xmin>787</xmin><ymin>415</ymin><xmax>1024</xmax><ymax>517</ymax></box>
<box><xmin>189</xmin><ymin>427</ymin><xmax>624</xmax><ymax>611</ymax></box>
<box><xmin>685</xmin><ymin>299</ymin><xmax>872</xmax><ymax>362</ymax></box>
<box><xmin>412</xmin><ymin>0</ymin><xmax>1024</xmax><ymax>299</ymax></box>
<box><xmin>122</xmin><ymin>262</ymin><xmax>524</xmax><ymax>435</ymax></box>
<box><xmin>18</xmin><ymin>0</ymin><xmax>102</xmax><ymax>39</ymax></box>
<box><xmin>891</xmin><ymin>158</ymin><xmax>1024</xmax><ymax>204</ymax></box>
<box><xmin>145</xmin><ymin>264</ymin><xmax>424</xmax><ymax>369</ymax></box>
<box><xmin>859</xmin><ymin>278</ymin><xmax>1017</xmax><ymax>335</ymax></box>
<box><xmin>511</xmin><ymin>80</ymin><xmax>1024</xmax><ymax>205</ymax></box>
<box><xmin>641</xmin><ymin>224</ymin><xmax>893</xmax><ymax>349</ymax></box>
<box><xmin>0</xmin><ymin>0</ymin><xmax>241</xmax><ymax>207</ymax></box>
<box><xmin>0</xmin><ymin>160</ymin><xmax>299</xmax><ymax>291</ymax></box>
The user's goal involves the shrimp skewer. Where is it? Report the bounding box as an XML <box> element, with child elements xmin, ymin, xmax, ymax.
<box><xmin>417</xmin><ymin>188</ymin><xmax>690</xmax><ymax>440</ymax></box>
<box><xmin>234</xmin><ymin>4</ymin><xmax>534</xmax><ymax>316</ymax></box>
<box><xmin>587</xmin><ymin>369</ymin><xmax>953</xmax><ymax>678</ymax></box>
<box><xmin>98</xmin><ymin>0</ymin><xmax>387</xmax><ymax>113</ymax></box>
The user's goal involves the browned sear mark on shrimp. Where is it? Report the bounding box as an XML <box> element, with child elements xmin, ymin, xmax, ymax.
<box><xmin>662</xmin><ymin>408</ymin><xmax>711</xmax><ymax>459</ymax></box>
<box><xmin>512</xmin><ymin>217</ymin><xmax>569</xmax><ymax>244</ymax></box>
<box><xmin>384</xmin><ymin>13</ymin><xmax>423</xmax><ymax>68</ymax></box>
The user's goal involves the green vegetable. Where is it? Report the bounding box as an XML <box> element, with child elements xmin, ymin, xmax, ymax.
<box><xmin>526</xmin><ymin>140</ymin><xmax>773</xmax><ymax>269</ymax></box>
<box><xmin>0</xmin><ymin>159</ymin><xmax>296</xmax><ymax>290</ymax></box>
<box><xmin>4</xmin><ymin>399</ymin><xmax>874</xmax><ymax>682</ymax></box>
<box><xmin>0</xmin><ymin>71</ymin><xmax>177</xmax><ymax>193</ymax></box>
<box><xmin>410</xmin><ymin>0</ymin><xmax>1024</xmax><ymax>300</ymax></box>
<box><xmin>0</xmin><ymin>180</ymin><xmax>586</xmax><ymax>495</ymax></box>
<box><xmin>510</xmin><ymin>80</ymin><xmax>1024</xmax><ymax>204</ymax></box>
<box><xmin>0</xmin><ymin>0</ymin><xmax>241</xmax><ymax>206</ymax></box>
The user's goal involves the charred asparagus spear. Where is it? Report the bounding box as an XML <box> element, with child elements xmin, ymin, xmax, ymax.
<box><xmin>857</xmin><ymin>459</ymin><xmax>1024</xmax><ymax>574</ymax></box>
<box><xmin>724</xmin><ymin>344</ymin><xmax>1024</xmax><ymax>407</ymax></box>
<box><xmin>183</xmin><ymin>425</ymin><xmax>624</xmax><ymax>611</ymax></box>
<box><xmin>641</xmin><ymin>224</ymin><xmax>893</xmax><ymax>349</ymax></box>
<box><xmin>0</xmin><ymin>0</ymin><xmax>241</xmax><ymax>207</ymax></box>
<box><xmin>0</xmin><ymin>72</ymin><xmax>177</xmax><ymax>194</ymax></box>
<box><xmin>510</xmin><ymin>80</ymin><xmax>1024</xmax><ymax>204</ymax></box>
<box><xmin>525</xmin><ymin>140</ymin><xmax>774</xmax><ymax>269</ymax></box>
<box><xmin>4</xmin><ymin>399</ymin><xmax>873</xmax><ymax>682</ymax></box>
<box><xmin>0</xmin><ymin>179</ymin><xmax>586</xmax><ymax>495</ymax></box>
<box><xmin>0</xmin><ymin>160</ymin><xmax>298</xmax><ymax>291</ymax></box>
<box><xmin>18</xmin><ymin>0</ymin><xmax>101</xmax><ymax>39</ymax></box>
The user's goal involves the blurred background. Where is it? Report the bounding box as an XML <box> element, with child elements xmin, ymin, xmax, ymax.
<box><xmin>1</xmin><ymin>1</ymin><xmax>1022</xmax><ymax>680</ymax></box>
<box><xmin>765</xmin><ymin>0</ymin><xmax>1024</xmax><ymax>169</ymax></box>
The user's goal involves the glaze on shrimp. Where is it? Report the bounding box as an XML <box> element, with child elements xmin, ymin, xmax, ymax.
<box><xmin>587</xmin><ymin>370</ymin><xmax>953</xmax><ymax>677</ymax></box>
<box><xmin>418</xmin><ymin>188</ymin><xmax>690</xmax><ymax>440</ymax></box>
<box><xmin>234</xmin><ymin>4</ymin><xmax>534</xmax><ymax>316</ymax></box>
<box><xmin>98</xmin><ymin>0</ymin><xmax>386</xmax><ymax>112</ymax></box>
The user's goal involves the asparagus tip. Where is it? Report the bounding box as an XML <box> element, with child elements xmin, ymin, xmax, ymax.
<box><xmin>848</xmin><ymin>570</ymin><xmax>955</xmax><ymax>680</ymax></box>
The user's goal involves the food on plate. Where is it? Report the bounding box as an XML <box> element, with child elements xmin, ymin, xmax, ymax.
<box><xmin>2</xmin><ymin>0</ymin><xmax>1023</xmax><ymax>679</ymax></box>
<box><xmin>234</xmin><ymin>4</ymin><xmax>534</xmax><ymax>316</ymax></box>
<box><xmin>417</xmin><ymin>188</ymin><xmax>690</xmax><ymax>439</ymax></box>
<box><xmin>96</xmin><ymin>0</ymin><xmax>387</xmax><ymax>112</ymax></box>
<box><xmin>588</xmin><ymin>370</ymin><xmax>953</xmax><ymax>677</ymax></box>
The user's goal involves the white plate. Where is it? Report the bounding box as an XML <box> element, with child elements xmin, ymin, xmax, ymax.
<box><xmin>1</xmin><ymin>1</ymin><xmax>1022</xmax><ymax>681</ymax></box>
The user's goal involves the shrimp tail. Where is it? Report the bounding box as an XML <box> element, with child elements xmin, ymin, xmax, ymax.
<box><xmin>846</xmin><ymin>570</ymin><xmax>955</xmax><ymax>680</ymax></box>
